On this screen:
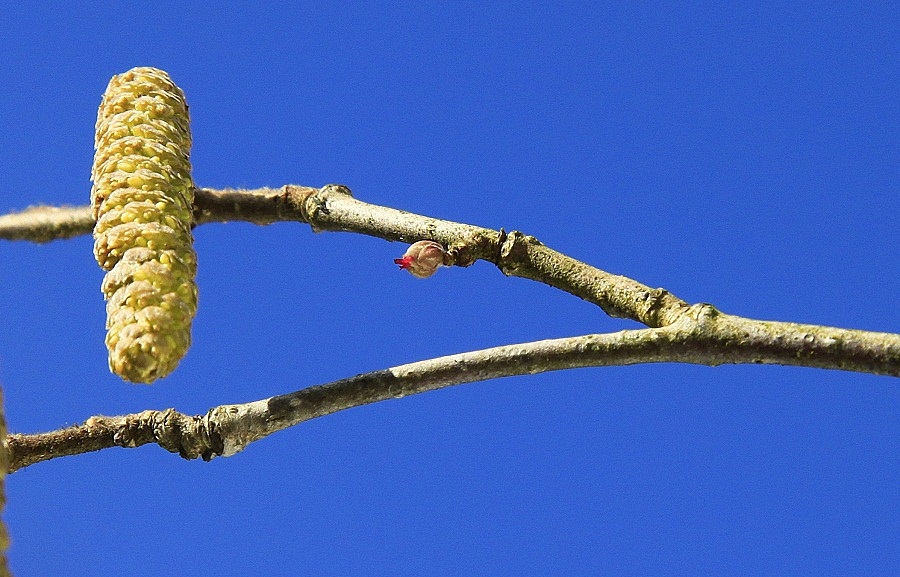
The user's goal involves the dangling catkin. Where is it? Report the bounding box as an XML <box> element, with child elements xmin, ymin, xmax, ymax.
<box><xmin>90</xmin><ymin>67</ymin><xmax>198</xmax><ymax>383</ymax></box>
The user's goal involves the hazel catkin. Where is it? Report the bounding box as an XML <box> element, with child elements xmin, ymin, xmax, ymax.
<box><xmin>90</xmin><ymin>67</ymin><xmax>197</xmax><ymax>383</ymax></box>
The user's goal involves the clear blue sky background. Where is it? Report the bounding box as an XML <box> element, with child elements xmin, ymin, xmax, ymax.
<box><xmin>1</xmin><ymin>3</ymin><xmax>897</xmax><ymax>575</ymax></box>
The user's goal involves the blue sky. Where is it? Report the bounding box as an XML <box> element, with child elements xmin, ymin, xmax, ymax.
<box><xmin>1</xmin><ymin>3</ymin><xmax>897</xmax><ymax>575</ymax></box>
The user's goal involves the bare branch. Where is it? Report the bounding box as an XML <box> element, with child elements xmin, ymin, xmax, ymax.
<box><xmin>3</xmin><ymin>184</ymin><xmax>896</xmax><ymax>334</ymax></box>
<box><xmin>8</xmin><ymin>316</ymin><xmax>898</xmax><ymax>472</ymax></box>
<box><xmin>3</xmin><ymin>184</ymin><xmax>897</xmax><ymax>474</ymax></box>
<box><xmin>0</xmin><ymin>204</ymin><xmax>93</xmax><ymax>243</ymax></box>
<box><xmin>2</xmin><ymin>184</ymin><xmax>689</xmax><ymax>326</ymax></box>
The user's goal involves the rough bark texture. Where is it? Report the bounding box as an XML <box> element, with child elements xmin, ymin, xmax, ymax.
<box><xmin>1</xmin><ymin>184</ymin><xmax>898</xmax><ymax>474</ymax></box>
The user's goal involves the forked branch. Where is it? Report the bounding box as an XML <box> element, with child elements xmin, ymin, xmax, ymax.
<box><xmin>2</xmin><ymin>185</ymin><xmax>898</xmax><ymax>473</ymax></box>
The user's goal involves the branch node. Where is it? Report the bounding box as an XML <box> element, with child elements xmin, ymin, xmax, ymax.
<box><xmin>283</xmin><ymin>184</ymin><xmax>317</xmax><ymax>223</ymax></box>
<box><xmin>496</xmin><ymin>228</ymin><xmax>508</xmax><ymax>256</ymax></box>
<box><xmin>497</xmin><ymin>230</ymin><xmax>534</xmax><ymax>275</ymax></box>
<box><xmin>302</xmin><ymin>184</ymin><xmax>352</xmax><ymax>233</ymax></box>
<box><xmin>445</xmin><ymin>241</ymin><xmax>470</xmax><ymax>267</ymax></box>
<box><xmin>689</xmin><ymin>303</ymin><xmax>721</xmax><ymax>323</ymax></box>
<box><xmin>320</xmin><ymin>183</ymin><xmax>353</xmax><ymax>198</ymax></box>
<box><xmin>640</xmin><ymin>288</ymin><xmax>682</xmax><ymax>326</ymax></box>
<box><xmin>107</xmin><ymin>410</ymin><xmax>155</xmax><ymax>448</ymax></box>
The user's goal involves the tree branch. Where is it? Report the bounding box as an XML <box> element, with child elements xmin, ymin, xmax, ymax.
<box><xmin>3</xmin><ymin>185</ymin><xmax>898</xmax><ymax>474</ymax></box>
<box><xmin>8</xmin><ymin>316</ymin><xmax>899</xmax><ymax>472</ymax></box>
<box><xmin>2</xmin><ymin>184</ymin><xmax>691</xmax><ymax>325</ymax></box>
<box><xmin>0</xmin><ymin>204</ymin><xmax>93</xmax><ymax>243</ymax></box>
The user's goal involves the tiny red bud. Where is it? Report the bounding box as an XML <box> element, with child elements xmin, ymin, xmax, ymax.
<box><xmin>394</xmin><ymin>240</ymin><xmax>447</xmax><ymax>278</ymax></box>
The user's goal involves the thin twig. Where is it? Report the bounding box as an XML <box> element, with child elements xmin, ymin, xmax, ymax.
<box><xmin>2</xmin><ymin>186</ymin><xmax>897</xmax><ymax>365</ymax></box>
<box><xmin>0</xmin><ymin>205</ymin><xmax>93</xmax><ymax>243</ymax></box>
<box><xmin>8</xmin><ymin>318</ymin><xmax>899</xmax><ymax>472</ymax></box>
<box><xmin>2</xmin><ymin>184</ymin><xmax>689</xmax><ymax>325</ymax></box>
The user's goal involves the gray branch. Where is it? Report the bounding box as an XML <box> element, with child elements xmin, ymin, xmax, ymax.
<box><xmin>3</xmin><ymin>185</ymin><xmax>898</xmax><ymax>473</ymax></box>
<box><xmin>8</xmin><ymin>314</ymin><xmax>899</xmax><ymax>472</ymax></box>
<box><xmin>1</xmin><ymin>184</ymin><xmax>693</xmax><ymax>325</ymax></box>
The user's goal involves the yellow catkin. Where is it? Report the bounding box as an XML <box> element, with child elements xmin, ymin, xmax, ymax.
<box><xmin>90</xmin><ymin>67</ymin><xmax>198</xmax><ymax>383</ymax></box>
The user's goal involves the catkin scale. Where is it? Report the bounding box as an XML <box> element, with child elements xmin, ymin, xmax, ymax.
<box><xmin>90</xmin><ymin>67</ymin><xmax>197</xmax><ymax>383</ymax></box>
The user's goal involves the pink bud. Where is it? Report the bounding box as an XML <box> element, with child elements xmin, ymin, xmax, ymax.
<box><xmin>394</xmin><ymin>240</ymin><xmax>447</xmax><ymax>278</ymax></box>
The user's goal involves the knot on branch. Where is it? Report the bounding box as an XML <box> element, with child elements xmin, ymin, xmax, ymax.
<box><xmin>497</xmin><ymin>230</ymin><xmax>541</xmax><ymax>275</ymax></box>
<box><xmin>298</xmin><ymin>184</ymin><xmax>353</xmax><ymax>233</ymax></box>
<box><xmin>667</xmin><ymin>302</ymin><xmax>721</xmax><ymax>331</ymax></box>
<box><xmin>107</xmin><ymin>409</ymin><xmax>222</xmax><ymax>461</ymax></box>
<box><xmin>638</xmin><ymin>288</ymin><xmax>689</xmax><ymax>327</ymax></box>
<box><xmin>440</xmin><ymin>230</ymin><xmax>501</xmax><ymax>268</ymax></box>
<box><xmin>283</xmin><ymin>184</ymin><xmax>320</xmax><ymax>224</ymax></box>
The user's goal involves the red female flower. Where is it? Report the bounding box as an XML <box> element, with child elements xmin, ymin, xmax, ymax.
<box><xmin>394</xmin><ymin>240</ymin><xmax>448</xmax><ymax>279</ymax></box>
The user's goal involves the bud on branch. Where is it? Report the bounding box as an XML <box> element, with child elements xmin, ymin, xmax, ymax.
<box><xmin>394</xmin><ymin>240</ymin><xmax>448</xmax><ymax>279</ymax></box>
